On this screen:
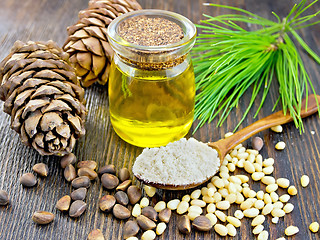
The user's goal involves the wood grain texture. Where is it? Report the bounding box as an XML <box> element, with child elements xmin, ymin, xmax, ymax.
<box><xmin>0</xmin><ymin>0</ymin><xmax>319</xmax><ymax>239</ymax></box>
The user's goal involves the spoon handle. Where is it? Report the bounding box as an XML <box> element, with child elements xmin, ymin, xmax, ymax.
<box><xmin>208</xmin><ymin>94</ymin><xmax>320</xmax><ymax>158</ymax></box>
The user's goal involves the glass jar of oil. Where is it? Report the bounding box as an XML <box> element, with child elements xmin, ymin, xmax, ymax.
<box><xmin>107</xmin><ymin>10</ymin><xmax>196</xmax><ymax>147</ymax></box>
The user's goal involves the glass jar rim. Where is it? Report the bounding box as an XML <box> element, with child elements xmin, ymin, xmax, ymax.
<box><xmin>107</xmin><ymin>9</ymin><xmax>196</xmax><ymax>52</ymax></box>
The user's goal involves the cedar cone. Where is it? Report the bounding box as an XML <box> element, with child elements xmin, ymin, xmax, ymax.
<box><xmin>0</xmin><ymin>40</ymin><xmax>86</xmax><ymax>156</ymax></box>
<box><xmin>63</xmin><ymin>0</ymin><xmax>142</xmax><ymax>87</ymax></box>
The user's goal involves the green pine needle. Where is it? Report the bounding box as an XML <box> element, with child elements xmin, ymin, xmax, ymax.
<box><xmin>193</xmin><ymin>0</ymin><xmax>320</xmax><ymax>133</ymax></box>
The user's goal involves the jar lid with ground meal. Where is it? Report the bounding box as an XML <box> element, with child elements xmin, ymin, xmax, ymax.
<box><xmin>107</xmin><ymin>10</ymin><xmax>197</xmax><ymax>148</ymax></box>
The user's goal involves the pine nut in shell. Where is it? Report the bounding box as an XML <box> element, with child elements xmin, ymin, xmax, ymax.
<box><xmin>99</xmin><ymin>195</ymin><xmax>116</xmax><ymax>212</ymax></box>
<box><xmin>158</xmin><ymin>208</ymin><xmax>171</xmax><ymax>223</ymax></box>
<box><xmin>252</xmin><ymin>137</ymin><xmax>264</xmax><ymax>151</ymax></box>
<box><xmin>77</xmin><ymin>160</ymin><xmax>97</xmax><ymax>170</ymax></box>
<box><xmin>141</xmin><ymin>206</ymin><xmax>158</xmax><ymax>222</ymax></box>
<box><xmin>56</xmin><ymin>195</ymin><xmax>71</xmax><ymax>211</ymax></box>
<box><xmin>87</xmin><ymin>229</ymin><xmax>105</xmax><ymax>240</ymax></box>
<box><xmin>32</xmin><ymin>211</ymin><xmax>55</xmax><ymax>224</ymax></box>
<box><xmin>69</xmin><ymin>200</ymin><xmax>87</xmax><ymax>218</ymax></box>
<box><xmin>285</xmin><ymin>225</ymin><xmax>299</xmax><ymax>236</ymax></box>
<box><xmin>113</xmin><ymin>204</ymin><xmax>131</xmax><ymax>219</ymax></box>
<box><xmin>77</xmin><ymin>167</ymin><xmax>97</xmax><ymax>180</ymax></box>
<box><xmin>127</xmin><ymin>186</ymin><xmax>142</xmax><ymax>204</ymax></box>
<box><xmin>20</xmin><ymin>173</ymin><xmax>37</xmax><ymax>187</ymax></box>
<box><xmin>32</xmin><ymin>163</ymin><xmax>49</xmax><ymax>177</ymax></box>
<box><xmin>116</xmin><ymin>180</ymin><xmax>132</xmax><ymax>191</ymax></box>
<box><xmin>118</xmin><ymin>168</ymin><xmax>130</xmax><ymax>182</ymax></box>
<box><xmin>71</xmin><ymin>176</ymin><xmax>90</xmax><ymax>189</ymax></box>
<box><xmin>192</xmin><ymin>216</ymin><xmax>213</xmax><ymax>231</ymax></box>
<box><xmin>123</xmin><ymin>220</ymin><xmax>140</xmax><ymax>239</ymax></box>
<box><xmin>115</xmin><ymin>191</ymin><xmax>129</xmax><ymax>206</ymax></box>
<box><xmin>137</xmin><ymin>215</ymin><xmax>156</xmax><ymax>231</ymax></box>
<box><xmin>60</xmin><ymin>153</ymin><xmax>77</xmax><ymax>168</ymax></box>
<box><xmin>101</xmin><ymin>174</ymin><xmax>119</xmax><ymax>190</ymax></box>
<box><xmin>98</xmin><ymin>165</ymin><xmax>116</xmax><ymax>175</ymax></box>
<box><xmin>0</xmin><ymin>190</ymin><xmax>9</xmax><ymax>206</ymax></box>
<box><xmin>178</xmin><ymin>215</ymin><xmax>191</xmax><ymax>234</ymax></box>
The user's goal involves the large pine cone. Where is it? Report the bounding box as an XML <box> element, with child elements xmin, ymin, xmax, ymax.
<box><xmin>0</xmin><ymin>40</ymin><xmax>86</xmax><ymax>156</ymax></box>
<box><xmin>63</xmin><ymin>0</ymin><xmax>142</xmax><ymax>87</ymax></box>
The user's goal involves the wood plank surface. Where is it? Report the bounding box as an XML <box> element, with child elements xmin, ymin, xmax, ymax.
<box><xmin>0</xmin><ymin>0</ymin><xmax>319</xmax><ymax>239</ymax></box>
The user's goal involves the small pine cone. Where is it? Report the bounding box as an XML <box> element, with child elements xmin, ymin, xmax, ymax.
<box><xmin>63</xmin><ymin>0</ymin><xmax>142</xmax><ymax>87</ymax></box>
<box><xmin>0</xmin><ymin>40</ymin><xmax>86</xmax><ymax>156</ymax></box>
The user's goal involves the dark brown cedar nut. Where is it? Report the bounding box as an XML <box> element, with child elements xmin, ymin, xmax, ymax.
<box><xmin>98</xmin><ymin>165</ymin><xmax>116</xmax><ymax>175</ymax></box>
<box><xmin>32</xmin><ymin>163</ymin><xmax>49</xmax><ymax>177</ymax></box>
<box><xmin>32</xmin><ymin>211</ymin><xmax>55</xmax><ymax>224</ymax></box>
<box><xmin>64</xmin><ymin>164</ymin><xmax>76</xmax><ymax>182</ymax></box>
<box><xmin>78</xmin><ymin>167</ymin><xmax>98</xmax><ymax>180</ymax></box>
<box><xmin>114</xmin><ymin>191</ymin><xmax>129</xmax><ymax>206</ymax></box>
<box><xmin>141</xmin><ymin>206</ymin><xmax>158</xmax><ymax>222</ymax></box>
<box><xmin>56</xmin><ymin>195</ymin><xmax>71</xmax><ymax>211</ymax></box>
<box><xmin>123</xmin><ymin>220</ymin><xmax>140</xmax><ymax>239</ymax></box>
<box><xmin>69</xmin><ymin>200</ymin><xmax>87</xmax><ymax>217</ymax></box>
<box><xmin>159</xmin><ymin>208</ymin><xmax>171</xmax><ymax>223</ymax></box>
<box><xmin>87</xmin><ymin>229</ymin><xmax>105</xmax><ymax>240</ymax></box>
<box><xmin>112</xmin><ymin>204</ymin><xmax>131</xmax><ymax>219</ymax></box>
<box><xmin>101</xmin><ymin>173</ymin><xmax>119</xmax><ymax>190</ymax></box>
<box><xmin>252</xmin><ymin>136</ymin><xmax>264</xmax><ymax>151</ymax></box>
<box><xmin>0</xmin><ymin>190</ymin><xmax>9</xmax><ymax>205</ymax></box>
<box><xmin>60</xmin><ymin>153</ymin><xmax>77</xmax><ymax>168</ymax></box>
<box><xmin>72</xmin><ymin>176</ymin><xmax>90</xmax><ymax>189</ymax></box>
<box><xmin>127</xmin><ymin>185</ymin><xmax>142</xmax><ymax>204</ymax></box>
<box><xmin>20</xmin><ymin>173</ymin><xmax>37</xmax><ymax>187</ymax></box>
<box><xmin>136</xmin><ymin>215</ymin><xmax>156</xmax><ymax>231</ymax></box>
<box><xmin>192</xmin><ymin>216</ymin><xmax>213</xmax><ymax>231</ymax></box>
<box><xmin>77</xmin><ymin>160</ymin><xmax>97</xmax><ymax>170</ymax></box>
<box><xmin>99</xmin><ymin>195</ymin><xmax>116</xmax><ymax>212</ymax></box>
<box><xmin>178</xmin><ymin>215</ymin><xmax>191</xmax><ymax>234</ymax></box>
<box><xmin>116</xmin><ymin>180</ymin><xmax>132</xmax><ymax>191</ymax></box>
<box><xmin>118</xmin><ymin>168</ymin><xmax>130</xmax><ymax>182</ymax></box>
<box><xmin>71</xmin><ymin>188</ymin><xmax>87</xmax><ymax>201</ymax></box>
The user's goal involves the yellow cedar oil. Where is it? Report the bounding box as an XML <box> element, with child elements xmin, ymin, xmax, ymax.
<box><xmin>108</xmin><ymin>55</ymin><xmax>195</xmax><ymax>147</ymax></box>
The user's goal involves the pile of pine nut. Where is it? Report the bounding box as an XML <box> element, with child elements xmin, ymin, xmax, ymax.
<box><xmin>126</xmin><ymin>127</ymin><xmax>318</xmax><ymax>240</ymax></box>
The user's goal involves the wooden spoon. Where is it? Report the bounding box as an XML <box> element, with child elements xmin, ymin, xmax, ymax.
<box><xmin>135</xmin><ymin>94</ymin><xmax>320</xmax><ymax>190</ymax></box>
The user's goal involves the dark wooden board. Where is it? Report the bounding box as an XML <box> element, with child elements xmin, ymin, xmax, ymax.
<box><xmin>0</xmin><ymin>0</ymin><xmax>319</xmax><ymax>239</ymax></box>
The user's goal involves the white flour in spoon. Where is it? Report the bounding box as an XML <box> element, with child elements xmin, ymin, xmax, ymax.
<box><xmin>132</xmin><ymin>138</ymin><xmax>220</xmax><ymax>186</ymax></box>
